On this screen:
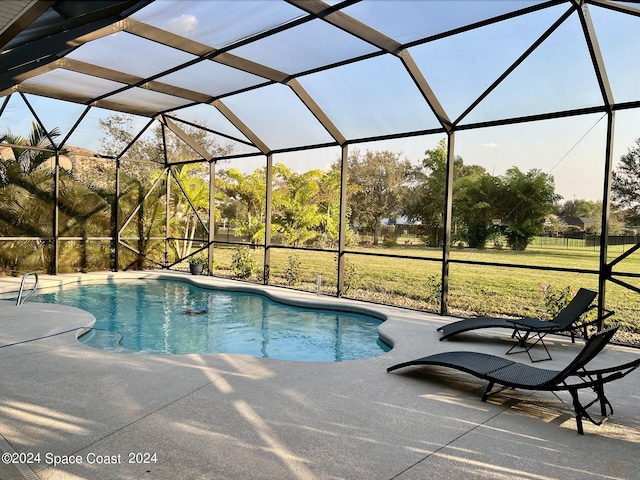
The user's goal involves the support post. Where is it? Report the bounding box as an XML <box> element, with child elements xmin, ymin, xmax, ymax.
<box><xmin>440</xmin><ymin>132</ymin><xmax>456</xmax><ymax>315</ymax></box>
<box><xmin>264</xmin><ymin>154</ymin><xmax>273</xmax><ymax>284</ymax></box>
<box><xmin>208</xmin><ymin>161</ymin><xmax>216</xmax><ymax>275</ymax></box>
<box><xmin>337</xmin><ymin>145</ymin><xmax>348</xmax><ymax>297</ymax></box>
<box><xmin>598</xmin><ymin>111</ymin><xmax>615</xmax><ymax>328</ymax></box>
<box><xmin>113</xmin><ymin>159</ymin><xmax>120</xmax><ymax>272</ymax></box>
<box><xmin>165</xmin><ymin>166</ymin><xmax>170</xmax><ymax>268</ymax></box>
<box><xmin>52</xmin><ymin>150</ymin><xmax>60</xmax><ymax>275</ymax></box>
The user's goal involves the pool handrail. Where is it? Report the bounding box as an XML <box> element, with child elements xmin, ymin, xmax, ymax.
<box><xmin>16</xmin><ymin>272</ymin><xmax>38</xmax><ymax>306</ymax></box>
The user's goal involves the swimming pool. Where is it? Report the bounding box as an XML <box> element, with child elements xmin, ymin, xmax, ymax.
<box><xmin>34</xmin><ymin>279</ymin><xmax>390</xmax><ymax>361</ymax></box>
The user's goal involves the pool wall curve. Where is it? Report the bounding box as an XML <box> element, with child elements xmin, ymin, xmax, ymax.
<box><xmin>1</xmin><ymin>271</ymin><xmax>395</xmax><ymax>354</ymax></box>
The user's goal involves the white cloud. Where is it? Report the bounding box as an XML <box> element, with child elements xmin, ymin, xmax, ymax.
<box><xmin>482</xmin><ymin>142</ymin><xmax>498</xmax><ymax>148</ymax></box>
<box><xmin>168</xmin><ymin>14</ymin><xmax>199</xmax><ymax>35</ymax></box>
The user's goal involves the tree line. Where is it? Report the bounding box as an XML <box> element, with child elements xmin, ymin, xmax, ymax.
<box><xmin>1</xmin><ymin>115</ymin><xmax>639</xmax><ymax>275</ymax></box>
<box><xmin>213</xmin><ymin>147</ymin><xmax>553</xmax><ymax>251</ymax></box>
<box><xmin>218</xmin><ymin>138</ymin><xmax>629</xmax><ymax>251</ymax></box>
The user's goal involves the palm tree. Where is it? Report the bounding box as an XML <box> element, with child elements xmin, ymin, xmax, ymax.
<box><xmin>0</xmin><ymin>123</ymin><xmax>70</xmax><ymax>273</ymax></box>
<box><xmin>168</xmin><ymin>163</ymin><xmax>210</xmax><ymax>260</ymax></box>
<box><xmin>118</xmin><ymin>167</ymin><xmax>167</xmax><ymax>270</ymax></box>
<box><xmin>0</xmin><ymin>123</ymin><xmax>117</xmax><ymax>273</ymax></box>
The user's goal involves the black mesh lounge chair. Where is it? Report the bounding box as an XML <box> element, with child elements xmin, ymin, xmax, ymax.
<box><xmin>388</xmin><ymin>326</ymin><xmax>640</xmax><ymax>434</ymax></box>
<box><xmin>437</xmin><ymin>288</ymin><xmax>608</xmax><ymax>362</ymax></box>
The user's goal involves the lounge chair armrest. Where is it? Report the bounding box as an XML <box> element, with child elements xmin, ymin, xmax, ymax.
<box><xmin>600</xmin><ymin>308</ymin><xmax>615</xmax><ymax>321</ymax></box>
<box><xmin>579</xmin><ymin>317</ymin><xmax>598</xmax><ymax>326</ymax></box>
<box><xmin>576</xmin><ymin>358</ymin><xmax>640</xmax><ymax>377</ymax></box>
<box><xmin>574</xmin><ymin>317</ymin><xmax>599</xmax><ymax>330</ymax></box>
<box><xmin>579</xmin><ymin>306</ymin><xmax>614</xmax><ymax>324</ymax></box>
<box><xmin>572</xmin><ymin>309</ymin><xmax>614</xmax><ymax>338</ymax></box>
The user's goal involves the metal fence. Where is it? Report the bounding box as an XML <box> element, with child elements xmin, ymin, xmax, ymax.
<box><xmin>535</xmin><ymin>234</ymin><xmax>639</xmax><ymax>253</ymax></box>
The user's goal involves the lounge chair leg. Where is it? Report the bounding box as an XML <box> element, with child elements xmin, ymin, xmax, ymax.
<box><xmin>568</xmin><ymin>384</ymin><xmax>615</xmax><ymax>434</ymax></box>
<box><xmin>482</xmin><ymin>381</ymin><xmax>495</xmax><ymax>402</ymax></box>
<box><xmin>519</xmin><ymin>331</ymin><xmax>530</xmax><ymax>346</ymax></box>
<box><xmin>596</xmin><ymin>376</ymin><xmax>607</xmax><ymax>416</ymax></box>
<box><xmin>569</xmin><ymin>389</ymin><xmax>585</xmax><ymax>435</ymax></box>
<box><xmin>536</xmin><ymin>336</ymin><xmax>552</xmax><ymax>362</ymax></box>
<box><xmin>506</xmin><ymin>331</ymin><xmax>551</xmax><ymax>362</ymax></box>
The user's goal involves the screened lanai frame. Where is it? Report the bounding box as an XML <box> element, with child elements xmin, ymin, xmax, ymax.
<box><xmin>1</xmin><ymin>0</ymin><xmax>640</xmax><ymax>326</ymax></box>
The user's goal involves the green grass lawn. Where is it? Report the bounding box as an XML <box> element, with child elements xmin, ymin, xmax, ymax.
<box><xmin>208</xmin><ymin>241</ymin><xmax>640</xmax><ymax>337</ymax></box>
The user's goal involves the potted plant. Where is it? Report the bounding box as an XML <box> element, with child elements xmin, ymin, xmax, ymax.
<box><xmin>188</xmin><ymin>252</ymin><xmax>208</xmax><ymax>275</ymax></box>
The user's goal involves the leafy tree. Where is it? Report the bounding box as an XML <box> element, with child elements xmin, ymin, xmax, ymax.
<box><xmin>99</xmin><ymin>114</ymin><xmax>232</xmax><ymax>263</ymax></box>
<box><xmin>404</xmin><ymin>138</ymin><xmax>487</xmax><ymax>246</ymax></box>
<box><xmin>348</xmin><ymin>150</ymin><xmax>411</xmax><ymax>245</ymax></box>
<box><xmin>231</xmin><ymin>245</ymin><xmax>257</xmax><ymax>278</ymax></box>
<box><xmin>272</xmin><ymin>164</ymin><xmax>325</xmax><ymax>247</ymax></box>
<box><xmin>496</xmin><ymin>167</ymin><xmax>560</xmax><ymax>250</ymax></box>
<box><xmin>404</xmin><ymin>140</ymin><xmax>455</xmax><ymax>242</ymax></box>
<box><xmin>99</xmin><ymin>113</ymin><xmax>230</xmax><ymax>179</ymax></box>
<box><xmin>455</xmin><ymin>173</ymin><xmax>500</xmax><ymax>248</ymax></box>
<box><xmin>314</xmin><ymin>167</ymin><xmax>343</xmax><ymax>248</ymax></box>
<box><xmin>0</xmin><ymin>167</ymin><xmax>54</xmax><ymax>273</ymax></box>
<box><xmin>99</xmin><ymin>114</ymin><xmax>160</xmax><ymax>162</ymax></box>
<box><xmin>612</xmin><ymin>138</ymin><xmax>640</xmax><ymax>226</ymax></box>
<box><xmin>557</xmin><ymin>198</ymin><xmax>600</xmax><ymax>218</ymax></box>
<box><xmin>217</xmin><ymin>167</ymin><xmax>268</xmax><ymax>243</ymax></box>
<box><xmin>218</xmin><ymin>163</ymin><xmax>352</xmax><ymax>249</ymax></box>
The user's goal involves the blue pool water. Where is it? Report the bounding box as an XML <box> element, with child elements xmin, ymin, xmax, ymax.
<box><xmin>34</xmin><ymin>280</ymin><xmax>390</xmax><ymax>361</ymax></box>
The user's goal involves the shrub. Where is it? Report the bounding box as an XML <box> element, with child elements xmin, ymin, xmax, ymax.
<box><xmin>285</xmin><ymin>255</ymin><xmax>301</xmax><ymax>286</ymax></box>
<box><xmin>345</xmin><ymin>228</ymin><xmax>360</xmax><ymax>247</ymax></box>
<box><xmin>540</xmin><ymin>284</ymin><xmax>574</xmax><ymax>319</ymax></box>
<box><xmin>425</xmin><ymin>273</ymin><xmax>442</xmax><ymax>307</ymax></box>
<box><xmin>418</xmin><ymin>236</ymin><xmax>431</xmax><ymax>247</ymax></box>
<box><xmin>382</xmin><ymin>236</ymin><xmax>397</xmax><ymax>247</ymax></box>
<box><xmin>231</xmin><ymin>246</ymin><xmax>256</xmax><ymax>279</ymax></box>
<box><xmin>188</xmin><ymin>251</ymin><xmax>207</xmax><ymax>266</ymax></box>
<box><xmin>343</xmin><ymin>259</ymin><xmax>358</xmax><ymax>294</ymax></box>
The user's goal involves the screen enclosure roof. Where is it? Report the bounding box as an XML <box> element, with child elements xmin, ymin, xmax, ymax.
<box><xmin>1</xmin><ymin>0</ymin><xmax>640</xmax><ymax>160</ymax></box>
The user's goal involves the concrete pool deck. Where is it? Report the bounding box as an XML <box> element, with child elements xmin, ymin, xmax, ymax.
<box><xmin>0</xmin><ymin>271</ymin><xmax>638</xmax><ymax>480</ymax></box>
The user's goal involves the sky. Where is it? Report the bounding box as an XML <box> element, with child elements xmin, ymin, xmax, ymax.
<box><xmin>2</xmin><ymin>0</ymin><xmax>640</xmax><ymax>202</ymax></box>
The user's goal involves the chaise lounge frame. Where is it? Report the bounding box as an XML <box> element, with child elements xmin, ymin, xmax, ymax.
<box><xmin>388</xmin><ymin>327</ymin><xmax>640</xmax><ymax>434</ymax></box>
<box><xmin>437</xmin><ymin>288</ymin><xmax>611</xmax><ymax>362</ymax></box>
